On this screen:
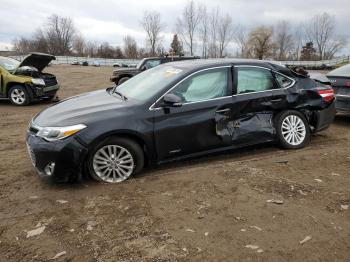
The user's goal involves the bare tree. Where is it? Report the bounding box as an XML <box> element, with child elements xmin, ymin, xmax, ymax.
<box><xmin>307</xmin><ymin>12</ymin><xmax>346</xmax><ymax>59</ymax></box>
<box><xmin>218</xmin><ymin>14</ymin><xmax>234</xmax><ymax>58</ymax></box>
<box><xmin>141</xmin><ymin>11</ymin><xmax>163</xmax><ymax>56</ymax></box>
<box><xmin>274</xmin><ymin>20</ymin><xmax>294</xmax><ymax>60</ymax></box>
<box><xmin>207</xmin><ymin>7</ymin><xmax>220</xmax><ymax>58</ymax></box>
<box><xmin>246</xmin><ymin>26</ymin><xmax>275</xmax><ymax>60</ymax></box>
<box><xmin>176</xmin><ymin>0</ymin><xmax>201</xmax><ymax>55</ymax></box>
<box><xmin>198</xmin><ymin>4</ymin><xmax>209</xmax><ymax>58</ymax></box>
<box><xmin>234</xmin><ymin>24</ymin><xmax>249</xmax><ymax>58</ymax></box>
<box><xmin>73</xmin><ymin>34</ymin><xmax>86</xmax><ymax>56</ymax></box>
<box><xmin>45</xmin><ymin>14</ymin><xmax>76</xmax><ymax>55</ymax></box>
<box><xmin>292</xmin><ymin>23</ymin><xmax>307</xmax><ymax>60</ymax></box>
<box><xmin>85</xmin><ymin>41</ymin><xmax>97</xmax><ymax>57</ymax></box>
<box><xmin>123</xmin><ymin>35</ymin><xmax>138</xmax><ymax>59</ymax></box>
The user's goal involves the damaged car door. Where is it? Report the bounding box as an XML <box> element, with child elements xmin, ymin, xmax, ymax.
<box><xmin>229</xmin><ymin>66</ymin><xmax>280</xmax><ymax>146</ymax></box>
<box><xmin>153</xmin><ymin>66</ymin><xmax>234</xmax><ymax>161</ymax></box>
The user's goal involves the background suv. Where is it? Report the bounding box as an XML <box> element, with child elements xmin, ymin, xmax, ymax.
<box><xmin>110</xmin><ymin>55</ymin><xmax>200</xmax><ymax>85</ymax></box>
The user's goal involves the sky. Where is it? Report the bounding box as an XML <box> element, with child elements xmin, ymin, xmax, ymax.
<box><xmin>0</xmin><ymin>0</ymin><xmax>349</xmax><ymax>54</ymax></box>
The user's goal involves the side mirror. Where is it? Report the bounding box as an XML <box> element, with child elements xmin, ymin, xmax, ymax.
<box><xmin>163</xmin><ymin>94</ymin><xmax>182</xmax><ymax>107</ymax></box>
<box><xmin>140</xmin><ymin>65</ymin><xmax>147</xmax><ymax>71</ymax></box>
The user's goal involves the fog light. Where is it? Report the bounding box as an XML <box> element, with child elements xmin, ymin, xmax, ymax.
<box><xmin>44</xmin><ymin>162</ymin><xmax>56</xmax><ymax>176</ymax></box>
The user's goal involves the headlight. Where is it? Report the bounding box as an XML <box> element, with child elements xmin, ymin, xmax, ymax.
<box><xmin>32</xmin><ymin>78</ymin><xmax>46</xmax><ymax>86</ymax></box>
<box><xmin>36</xmin><ymin>124</ymin><xmax>87</xmax><ymax>141</ymax></box>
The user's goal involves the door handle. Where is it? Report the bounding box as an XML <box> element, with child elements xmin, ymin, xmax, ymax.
<box><xmin>215</xmin><ymin>108</ymin><xmax>231</xmax><ymax>114</ymax></box>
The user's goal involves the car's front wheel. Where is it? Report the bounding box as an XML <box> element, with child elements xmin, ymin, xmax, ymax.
<box><xmin>87</xmin><ymin>137</ymin><xmax>144</xmax><ymax>183</ymax></box>
<box><xmin>275</xmin><ymin>110</ymin><xmax>310</xmax><ymax>149</ymax></box>
<box><xmin>9</xmin><ymin>86</ymin><xmax>30</xmax><ymax>106</ymax></box>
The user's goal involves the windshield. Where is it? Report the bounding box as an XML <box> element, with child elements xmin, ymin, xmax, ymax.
<box><xmin>136</xmin><ymin>58</ymin><xmax>146</xmax><ymax>69</ymax></box>
<box><xmin>328</xmin><ymin>64</ymin><xmax>350</xmax><ymax>77</ymax></box>
<box><xmin>0</xmin><ymin>57</ymin><xmax>20</xmax><ymax>71</ymax></box>
<box><xmin>116</xmin><ymin>65</ymin><xmax>185</xmax><ymax>101</ymax></box>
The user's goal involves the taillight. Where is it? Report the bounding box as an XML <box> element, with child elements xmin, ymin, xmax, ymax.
<box><xmin>317</xmin><ymin>88</ymin><xmax>334</xmax><ymax>103</ymax></box>
<box><xmin>346</xmin><ymin>81</ymin><xmax>350</xmax><ymax>87</ymax></box>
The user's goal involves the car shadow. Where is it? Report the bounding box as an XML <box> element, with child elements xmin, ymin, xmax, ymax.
<box><xmin>334</xmin><ymin>114</ymin><xmax>350</xmax><ymax>126</ymax></box>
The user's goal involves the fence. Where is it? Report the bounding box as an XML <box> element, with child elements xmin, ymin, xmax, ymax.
<box><xmin>10</xmin><ymin>55</ymin><xmax>141</xmax><ymax>67</ymax></box>
<box><xmin>280</xmin><ymin>56</ymin><xmax>350</xmax><ymax>68</ymax></box>
<box><xmin>9</xmin><ymin>55</ymin><xmax>350</xmax><ymax>68</ymax></box>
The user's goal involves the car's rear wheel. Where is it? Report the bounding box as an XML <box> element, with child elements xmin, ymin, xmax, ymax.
<box><xmin>87</xmin><ymin>137</ymin><xmax>144</xmax><ymax>183</ymax></box>
<box><xmin>118</xmin><ymin>77</ymin><xmax>130</xmax><ymax>85</ymax></box>
<box><xmin>9</xmin><ymin>86</ymin><xmax>30</xmax><ymax>106</ymax></box>
<box><xmin>276</xmin><ymin>110</ymin><xmax>310</xmax><ymax>149</ymax></box>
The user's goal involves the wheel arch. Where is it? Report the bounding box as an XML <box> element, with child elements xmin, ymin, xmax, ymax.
<box><xmin>6</xmin><ymin>82</ymin><xmax>33</xmax><ymax>97</ymax></box>
<box><xmin>83</xmin><ymin>130</ymin><xmax>153</xmax><ymax>168</ymax></box>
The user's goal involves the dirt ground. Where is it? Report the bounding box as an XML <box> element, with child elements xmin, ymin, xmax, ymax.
<box><xmin>0</xmin><ymin>65</ymin><xmax>349</xmax><ymax>262</ymax></box>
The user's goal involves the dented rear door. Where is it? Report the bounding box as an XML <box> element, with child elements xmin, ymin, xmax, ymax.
<box><xmin>228</xmin><ymin>66</ymin><xmax>278</xmax><ymax>146</ymax></box>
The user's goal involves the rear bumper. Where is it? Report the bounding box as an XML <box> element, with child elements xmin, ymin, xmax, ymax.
<box><xmin>313</xmin><ymin>101</ymin><xmax>336</xmax><ymax>132</ymax></box>
<box><xmin>335</xmin><ymin>95</ymin><xmax>350</xmax><ymax>113</ymax></box>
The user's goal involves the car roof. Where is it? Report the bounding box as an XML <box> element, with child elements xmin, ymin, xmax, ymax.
<box><xmin>167</xmin><ymin>58</ymin><xmax>288</xmax><ymax>71</ymax></box>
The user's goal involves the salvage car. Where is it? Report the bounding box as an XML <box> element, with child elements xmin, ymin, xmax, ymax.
<box><xmin>327</xmin><ymin>63</ymin><xmax>350</xmax><ymax>113</ymax></box>
<box><xmin>0</xmin><ymin>53</ymin><xmax>59</xmax><ymax>105</ymax></box>
<box><xmin>27</xmin><ymin>59</ymin><xmax>335</xmax><ymax>183</ymax></box>
<box><xmin>110</xmin><ymin>55</ymin><xmax>199</xmax><ymax>85</ymax></box>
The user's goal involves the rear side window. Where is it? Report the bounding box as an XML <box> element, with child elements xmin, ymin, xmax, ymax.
<box><xmin>169</xmin><ymin>68</ymin><xmax>229</xmax><ymax>103</ymax></box>
<box><xmin>236</xmin><ymin>67</ymin><xmax>275</xmax><ymax>94</ymax></box>
<box><xmin>275</xmin><ymin>73</ymin><xmax>294</xmax><ymax>88</ymax></box>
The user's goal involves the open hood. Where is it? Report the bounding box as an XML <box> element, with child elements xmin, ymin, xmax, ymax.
<box><xmin>18</xmin><ymin>52</ymin><xmax>55</xmax><ymax>72</ymax></box>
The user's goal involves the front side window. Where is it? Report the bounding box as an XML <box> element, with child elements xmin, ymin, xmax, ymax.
<box><xmin>169</xmin><ymin>68</ymin><xmax>229</xmax><ymax>103</ymax></box>
<box><xmin>236</xmin><ymin>67</ymin><xmax>275</xmax><ymax>94</ymax></box>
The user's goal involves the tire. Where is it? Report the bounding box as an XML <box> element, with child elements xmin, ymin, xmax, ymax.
<box><xmin>8</xmin><ymin>86</ymin><xmax>31</xmax><ymax>106</ymax></box>
<box><xmin>87</xmin><ymin>137</ymin><xmax>144</xmax><ymax>183</ymax></box>
<box><xmin>118</xmin><ymin>77</ymin><xmax>130</xmax><ymax>85</ymax></box>
<box><xmin>275</xmin><ymin>110</ymin><xmax>310</xmax><ymax>149</ymax></box>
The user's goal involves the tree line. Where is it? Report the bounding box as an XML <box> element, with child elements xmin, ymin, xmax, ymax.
<box><xmin>12</xmin><ymin>1</ymin><xmax>348</xmax><ymax>61</ymax></box>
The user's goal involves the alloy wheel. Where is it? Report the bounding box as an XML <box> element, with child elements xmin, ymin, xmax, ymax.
<box><xmin>281</xmin><ymin>115</ymin><xmax>306</xmax><ymax>146</ymax></box>
<box><xmin>92</xmin><ymin>145</ymin><xmax>135</xmax><ymax>183</ymax></box>
<box><xmin>10</xmin><ymin>88</ymin><xmax>26</xmax><ymax>105</ymax></box>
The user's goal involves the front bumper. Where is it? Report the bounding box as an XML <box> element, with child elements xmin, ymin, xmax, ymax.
<box><xmin>26</xmin><ymin>133</ymin><xmax>88</xmax><ymax>182</ymax></box>
<box><xmin>31</xmin><ymin>84</ymin><xmax>60</xmax><ymax>98</ymax></box>
<box><xmin>335</xmin><ymin>95</ymin><xmax>350</xmax><ymax>113</ymax></box>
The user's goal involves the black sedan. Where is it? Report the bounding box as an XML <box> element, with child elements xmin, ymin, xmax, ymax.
<box><xmin>26</xmin><ymin>59</ymin><xmax>336</xmax><ymax>183</ymax></box>
<box><xmin>327</xmin><ymin>63</ymin><xmax>350</xmax><ymax>113</ymax></box>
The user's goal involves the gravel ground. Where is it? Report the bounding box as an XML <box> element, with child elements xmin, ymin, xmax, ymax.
<box><xmin>0</xmin><ymin>65</ymin><xmax>349</xmax><ymax>262</ymax></box>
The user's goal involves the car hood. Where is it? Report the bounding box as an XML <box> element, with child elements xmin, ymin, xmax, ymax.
<box><xmin>113</xmin><ymin>67</ymin><xmax>139</xmax><ymax>74</ymax></box>
<box><xmin>33</xmin><ymin>89</ymin><xmax>135</xmax><ymax>127</ymax></box>
<box><xmin>18</xmin><ymin>52</ymin><xmax>55</xmax><ymax>72</ymax></box>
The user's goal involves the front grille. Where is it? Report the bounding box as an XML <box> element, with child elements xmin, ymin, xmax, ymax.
<box><xmin>44</xmin><ymin>78</ymin><xmax>58</xmax><ymax>86</ymax></box>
